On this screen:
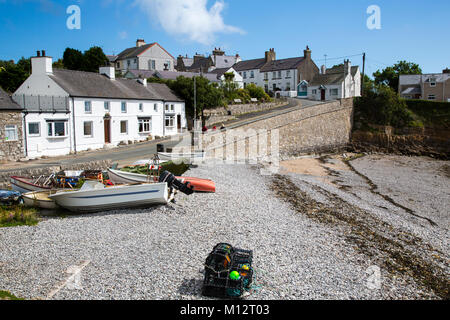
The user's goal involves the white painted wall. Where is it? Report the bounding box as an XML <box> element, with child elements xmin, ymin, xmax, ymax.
<box><xmin>239</xmin><ymin>68</ymin><xmax>298</xmax><ymax>93</ymax></box>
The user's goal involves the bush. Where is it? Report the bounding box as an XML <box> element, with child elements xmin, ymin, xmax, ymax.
<box><xmin>244</xmin><ymin>83</ymin><xmax>271</xmax><ymax>102</ymax></box>
<box><xmin>404</xmin><ymin>99</ymin><xmax>450</xmax><ymax>128</ymax></box>
<box><xmin>354</xmin><ymin>85</ymin><xmax>415</xmax><ymax>128</ymax></box>
<box><xmin>0</xmin><ymin>205</ymin><xmax>39</xmax><ymax>228</ymax></box>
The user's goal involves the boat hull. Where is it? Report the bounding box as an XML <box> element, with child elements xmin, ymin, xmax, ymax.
<box><xmin>23</xmin><ymin>191</ymin><xmax>60</xmax><ymax>210</ymax></box>
<box><xmin>48</xmin><ymin>182</ymin><xmax>169</xmax><ymax>213</ymax></box>
<box><xmin>107</xmin><ymin>168</ymin><xmax>215</xmax><ymax>193</ymax></box>
<box><xmin>10</xmin><ymin>176</ymin><xmax>50</xmax><ymax>194</ymax></box>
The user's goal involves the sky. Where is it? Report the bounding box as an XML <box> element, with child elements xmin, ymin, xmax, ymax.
<box><xmin>0</xmin><ymin>0</ymin><xmax>449</xmax><ymax>76</ymax></box>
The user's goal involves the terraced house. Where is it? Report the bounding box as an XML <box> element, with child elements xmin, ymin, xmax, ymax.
<box><xmin>399</xmin><ymin>69</ymin><xmax>450</xmax><ymax>102</ymax></box>
<box><xmin>232</xmin><ymin>46</ymin><xmax>319</xmax><ymax>96</ymax></box>
<box><xmin>13</xmin><ymin>51</ymin><xmax>186</xmax><ymax>159</ymax></box>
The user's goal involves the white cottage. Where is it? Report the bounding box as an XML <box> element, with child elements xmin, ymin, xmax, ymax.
<box><xmin>13</xmin><ymin>52</ymin><xmax>186</xmax><ymax>159</ymax></box>
<box><xmin>308</xmin><ymin>60</ymin><xmax>361</xmax><ymax>101</ymax></box>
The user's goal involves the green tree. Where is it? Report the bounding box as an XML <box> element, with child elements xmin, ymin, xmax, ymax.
<box><xmin>245</xmin><ymin>83</ymin><xmax>271</xmax><ymax>101</ymax></box>
<box><xmin>83</xmin><ymin>46</ymin><xmax>109</xmax><ymax>72</ymax></box>
<box><xmin>0</xmin><ymin>58</ymin><xmax>30</xmax><ymax>93</ymax></box>
<box><xmin>63</xmin><ymin>48</ymin><xmax>85</xmax><ymax>71</ymax></box>
<box><xmin>373</xmin><ymin>61</ymin><xmax>422</xmax><ymax>92</ymax></box>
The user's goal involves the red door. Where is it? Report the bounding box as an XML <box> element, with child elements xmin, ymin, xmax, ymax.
<box><xmin>104</xmin><ymin>118</ymin><xmax>111</xmax><ymax>143</ymax></box>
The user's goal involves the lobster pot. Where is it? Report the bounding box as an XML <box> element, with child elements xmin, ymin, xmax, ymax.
<box><xmin>202</xmin><ymin>243</ymin><xmax>253</xmax><ymax>298</ymax></box>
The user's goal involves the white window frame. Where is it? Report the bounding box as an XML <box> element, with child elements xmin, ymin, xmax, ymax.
<box><xmin>154</xmin><ymin>103</ymin><xmax>158</xmax><ymax>112</ymax></box>
<box><xmin>84</xmin><ymin>101</ymin><xmax>92</xmax><ymax>114</ymax></box>
<box><xmin>4</xmin><ymin>125</ymin><xmax>18</xmax><ymax>141</ymax></box>
<box><xmin>165</xmin><ymin>116</ymin><xmax>174</xmax><ymax>128</ymax></box>
<box><xmin>121</xmin><ymin>102</ymin><xmax>127</xmax><ymax>113</ymax></box>
<box><xmin>428</xmin><ymin>95</ymin><xmax>436</xmax><ymax>100</ymax></box>
<box><xmin>286</xmin><ymin>70</ymin><xmax>291</xmax><ymax>79</ymax></box>
<box><xmin>330</xmin><ymin>88</ymin><xmax>338</xmax><ymax>96</ymax></box>
<box><xmin>83</xmin><ymin>121</ymin><xmax>93</xmax><ymax>137</ymax></box>
<box><xmin>138</xmin><ymin>118</ymin><xmax>151</xmax><ymax>133</ymax></box>
<box><xmin>250</xmin><ymin>71</ymin><xmax>254</xmax><ymax>78</ymax></box>
<box><xmin>104</xmin><ymin>101</ymin><xmax>110</xmax><ymax>112</ymax></box>
<box><xmin>28</xmin><ymin>122</ymin><xmax>40</xmax><ymax>137</ymax></box>
<box><xmin>139</xmin><ymin>103</ymin><xmax>144</xmax><ymax>112</ymax></box>
<box><xmin>47</xmin><ymin>120</ymin><xmax>68</xmax><ymax>138</ymax></box>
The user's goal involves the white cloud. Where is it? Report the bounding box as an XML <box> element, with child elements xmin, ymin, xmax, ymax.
<box><xmin>133</xmin><ymin>0</ymin><xmax>244</xmax><ymax>45</ymax></box>
<box><xmin>118</xmin><ymin>31</ymin><xmax>128</xmax><ymax>39</ymax></box>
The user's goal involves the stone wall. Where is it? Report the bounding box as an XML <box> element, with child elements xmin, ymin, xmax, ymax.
<box><xmin>197</xmin><ymin>98</ymin><xmax>354</xmax><ymax>158</ymax></box>
<box><xmin>0</xmin><ymin>111</ymin><xmax>24</xmax><ymax>162</ymax></box>
<box><xmin>0</xmin><ymin>159</ymin><xmax>112</xmax><ymax>189</ymax></box>
<box><xmin>204</xmin><ymin>100</ymin><xmax>288</xmax><ymax>126</ymax></box>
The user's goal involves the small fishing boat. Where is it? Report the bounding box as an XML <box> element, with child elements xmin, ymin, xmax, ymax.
<box><xmin>48</xmin><ymin>180</ymin><xmax>169</xmax><ymax>213</ymax></box>
<box><xmin>10</xmin><ymin>176</ymin><xmax>53</xmax><ymax>194</ymax></box>
<box><xmin>157</xmin><ymin>151</ymin><xmax>205</xmax><ymax>163</ymax></box>
<box><xmin>0</xmin><ymin>190</ymin><xmax>21</xmax><ymax>205</ymax></box>
<box><xmin>107</xmin><ymin>168</ymin><xmax>216</xmax><ymax>193</ymax></box>
<box><xmin>22</xmin><ymin>191</ymin><xmax>60</xmax><ymax>210</ymax></box>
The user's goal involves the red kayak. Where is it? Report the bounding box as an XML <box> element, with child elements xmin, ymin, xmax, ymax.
<box><xmin>178</xmin><ymin>176</ymin><xmax>216</xmax><ymax>193</ymax></box>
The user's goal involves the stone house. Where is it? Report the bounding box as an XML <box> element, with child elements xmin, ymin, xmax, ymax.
<box><xmin>176</xmin><ymin>48</ymin><xmax>241</xmax><ymax>73</ymax></box>
<box><xmin>232</xmin><ymin>46</ymin><xmax>319</xmax><ymax>95</ymax></box>
<box><xmin>399</xmin><ymin>69</ymin><xmax>450</xmax><ymax>102</ymax></box>
<box><xmin>0</xmin><ymin>87</ymin><xmax>24</xmax><ymax>161</ymax></box>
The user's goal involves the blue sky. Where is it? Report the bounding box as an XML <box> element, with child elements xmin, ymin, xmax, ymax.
<box><xmin>0</xmin><ymin>0</ymin><xmax>449</xmax><ymax>75</ymax></box>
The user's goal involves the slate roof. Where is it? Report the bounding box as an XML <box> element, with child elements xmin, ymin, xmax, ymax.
<box><xmin>232</xmin><ymin>58</ymin><xmax>267</xmax><ymax>72</ymax></box>
<box><xmin>213</xmin><ymin>55</ymin><xmax>238</xmax><ymax>69</ymax></box>
<box><xmin>309</xmin><ymin>73</ymin><xmax>346</xmax><ymax>86</ymax></box>
<box><xmin>401</xmin><ymin>86</ymin><xmax>422</xmax><ymax>95</ymax></box>
<box><xmin>0</xmin><ymin>87</ymin><xmax>23</xmax><ymax>111</ymax></box>
<box><xmin>116</xmin><ymin>43</ymin><xmax>175</xmax><ymax>61</ymax></box>
<box><xmin>49</xmin><ymin>69</ymin><xmax>183</xmax><ymax>102</ymax></box>
<box><xmin>399</xmin><ymin>73</ymin><xmax>450</xmax><ymax>85</ymax></box>
<box><xmin>260</xmin><ymin>57</ymin><xmax>305</xmax><ymax>72</ymax></box>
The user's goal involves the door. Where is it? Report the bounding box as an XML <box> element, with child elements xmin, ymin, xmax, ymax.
<box><xmin>104</xmin><ymin>117</ymin><xmax>111</xmax><ymax>144</ymax></box>
<box><xmin>320</xmin><ymin>89</ymin><xmax>326</xmax><ymax>101</ymax></box>
<box><xmin>177</xmin><ymin>114</ymin><xmax>181</xmax><ymax>132</ymax></box>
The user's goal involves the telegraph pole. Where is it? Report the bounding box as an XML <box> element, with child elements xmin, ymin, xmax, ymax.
<box><xmin>362</xmin><ymin>52</ymin><xmax>366</xmax><ymax>96</ymax></box>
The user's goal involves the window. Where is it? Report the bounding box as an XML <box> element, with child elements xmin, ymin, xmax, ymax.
<box><xmin>272</xmin><ymin>72</ymin><xmax>276</xmax><ymax>79</ymax></box>
<box><xmin>429</xmin><ymin>78</ymin><xmax>436</xmax><ymax>87</ymax></box>
<box><xmin>28</xmin><ymin>122</ymin><xmax>40</xmax><ymax>136</ymax></box>
<box><xmin>312</xmin><ymin>89</ymin><xmax>317</xmax><ymax>94</ymax></box>
<box><xmin>286</xmin><ymin>70</ymin><xmax>291</xmax><ymax>78</ymax></box>
<box><xmin>139</xmin><ymin>103</ymin><xmax>143</xmax><ymax>112</ymax></box>
<box><xmin>121</xmin><ymin>102</ymin><xmax>127</xmax><ymax>113</ymax></box>
<box><xmin>104</xmin><ymin>101</ymin><xmax>110</xmax><ymax>111</ymax></box>
<box><xmin>120</xmin><ymin>120</ymin><xmax>128</xmax><ymax>134</ymax></box>
<box><xmin>278</xmin><ymin>71</ymin><xmax>282</xmax><ymax>79</ymax></box>
<box><xmin>4</xmin><ymin>125</ymin><xmax>18</xmax><ymax>141</ymax></box>
<box><xmin>165</xmin><ymin>116</ymin><xmax>174</xmax><ymax>128</ymax></box>
<box><xmin>264</xmin><ymin>73</ymin><xmax>268</xmax><ymax>80</ymax></box>
<box><xmin>243</xmin><ymin>72</ymin><xmax>247</xmax><ymax>79</ymax></box>
<box><xmin>264</xmin><ymin>84</ymin><xmax>269</xmax><ymax>92</ymax></box>
<box><xmin>330</xmin><ymin>89</ymin><xmax>338</xmax><ymax>95</ymax></box>
<box><xmin>165</xmin><ymin>104</ymin><xmax>175</xmax><ymax>112</ymax></box>
<box><xmin>138</xmin><ymin>118</ymin><xmax>151</xmax><ymax>133</ymax></box>
<box><xmin>134</xmin><ymin>58</ymin><xmax>137</xmax><ymax>64</ymax></box>
<box><xmin>428</xmin><ymin>95</ymin><xmax>436</xmax><ymax>100</ymax></box>
<box><xmin>83</xmin><ymin>121</ymin><xmax>93</xmax><ymax>137</ymax></box>
<box><xmin>150</xmin><ymin>60</ymin><xmax>156</xmax><ymax>70</ymax></box>
<box><xmin>47</xmin><ymin>120</ymin><xmax>68</xmax><ymax>137</ymax></box>
<box><xmin>166</xmin><ymin>61</ymin><xmax>171</xmax><ymax>69</ymax></box>
<box><xmin>154</xmin><ymin>103</ymin><xmax>158</xmax><ymax>112</ymax></box>
<box><xmin>85</xmin><ymin>101</ymin><xmax>92</xmax><ymax>113</ymax></box>
<box><xmin>250</xmin><ymin>71</ymin><xmax>254</xmax><ymax>78</ymax></box>
<box><xmin>127</xmin><ymin>60</ymin><xmax>131</xmax><ymax>67</ymax></box>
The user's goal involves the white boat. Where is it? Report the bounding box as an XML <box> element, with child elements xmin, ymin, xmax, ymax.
<box><xmin>132</xmin><ymin>159</ymin><xmax>169</xmax><ymax>166</ymax></box>
<box><xmin>48</xmin><ymin>180</ymin><xmax>169</xmax><ymax>213</ymax></box>
<box><xmin>22</xmin><ymin>190</ymin><xmax>60</xmax><ymax>210</ymax></box>
<box><xmin>107</xmin><ymin>168</ymin><xmax>216</xmax><ymax>193</ymax></box>
<box><xmin>10</xmin><ymin>176</ymin><xmax>53</xmax><ymax>194</ymax></box>
<box><xmin>157</xmin><ymin>151</ymin><xmax>205</xmax><ymax>162</ymax></box>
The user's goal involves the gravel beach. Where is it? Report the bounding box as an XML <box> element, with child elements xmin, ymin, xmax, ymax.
<box><xmin>0</xmin><ymin>155</ymin><xmax>448</xmax><ymax>300</ymax></box>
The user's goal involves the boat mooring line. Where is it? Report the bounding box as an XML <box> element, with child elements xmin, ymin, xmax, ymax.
<box><xmin>45</xmin><ymin>260</ymin><xmax>91</xmax><ymax>300</ymax></box>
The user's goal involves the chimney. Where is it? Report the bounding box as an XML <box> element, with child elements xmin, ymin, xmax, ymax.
<box><xmin>443</xmin><ymin>68</ymin><xmax>450</xmax><ymax>74</ymax></box>
<box><xmin>31</xmin><ymin>50</ymin><xmax>53</xmax><ymax>75</ymax></box>
<box><xmin>304</xmin><ymin>46</ymin><xmax>311</xmax><ymax>60</ymax></box>
<box><xmin>265</xmin><ymin>48</ymin><xmax>276</xmax><ymax>63</ymax></box>
<box><xmin>137</xmin><ymin>78</ymin><xmax>147</xmax><ymax>87</ymax></box>
<box><xmin>344</xmin><ymin>59</ymin><xmax>351</xmax><ymax>75</ymax></box>
<box><xmin>99</xmin><ymin>66</ymin><xmax>116</xmax><ymax>80</ymax></box>
<box><xmin>136</xmin><ymin>39</ymin><xmax>146</xmax><ymax>47</ymax></box>
<box><xmin>212</xmin><ymin>47</ymin><xmax>225</xmax><ymax>56</ymax></box>
<box><xmin>321</xmin><ymin>65</ymin><xmax>326</xmax><ymax>75</ymax></box>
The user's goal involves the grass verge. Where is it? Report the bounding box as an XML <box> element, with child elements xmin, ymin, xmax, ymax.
<box><xmin>0</xmin><ymin>290</ymin><xmax>24</xmax><ymax>300</ymax></box>
<box><xmin>0</xmin><ymin>205</ymin><xmax>39</xmax><ymax>228</ymax></box>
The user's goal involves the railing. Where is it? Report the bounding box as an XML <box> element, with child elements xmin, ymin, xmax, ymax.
<box><xmin>12</xmin><ymin>94</ymin><xmax>70</xmax><ymax>113</ymax></box>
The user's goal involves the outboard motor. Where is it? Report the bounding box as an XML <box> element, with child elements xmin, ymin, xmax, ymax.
<box><xmin>159</xmin><ymin>171</ymin><xmax>194</xmax><ymax>195</ymax></box>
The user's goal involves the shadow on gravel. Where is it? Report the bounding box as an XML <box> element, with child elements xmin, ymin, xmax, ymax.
<box><xmin>177</xmin><ymin>278</ymin><xmax>204</xmax><ymax>297</ymax></box>
<box><xmin>270</xmin><ymin>174</ymin><xmax>449</xmax><ymax>300</ymax></box>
